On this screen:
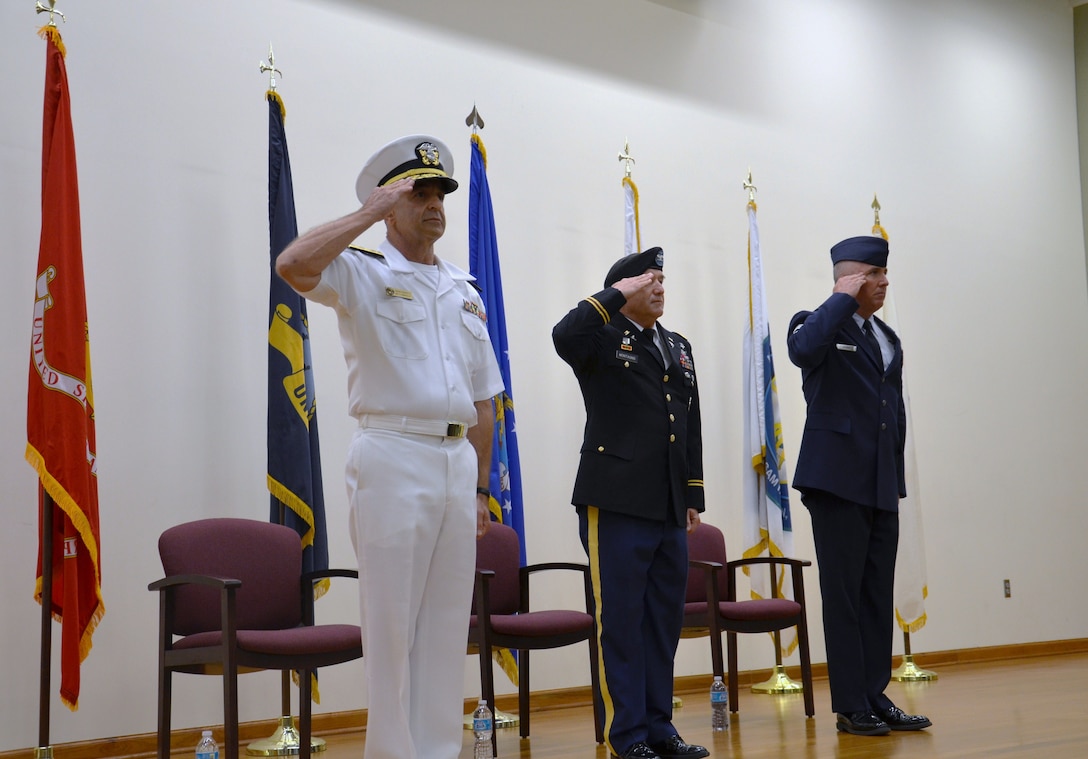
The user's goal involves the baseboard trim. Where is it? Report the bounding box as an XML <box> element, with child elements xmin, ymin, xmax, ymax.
<box><xmin>5</xmin><ymin>637</ymin><xmax>1085</xmax><ymax>759</ymax></box>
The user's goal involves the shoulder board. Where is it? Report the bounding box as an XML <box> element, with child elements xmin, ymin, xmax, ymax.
<box><xmin>347</xmin><ymin>245</ymin><xmax>384</xmax><ymax>259</ymax></box>
<box><xmin>467</xmin><ymin>280</ymin><xmax>483</xmax><ymax>294</ymax></box>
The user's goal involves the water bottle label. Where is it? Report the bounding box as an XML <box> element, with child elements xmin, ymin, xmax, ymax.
<box><xmin>196</xmin><ymin>752</ymin><xmax>218</xmax><ymax>759</ymax></box>
<box><xmin>473</xmin><ymin>717</ymin><xmax>492</xmax><ymax>732</ymax></box>
<box><xmin>711</xmin><ymin>691</ymin><xmax>727</xmax><ymax>704</ymax></box>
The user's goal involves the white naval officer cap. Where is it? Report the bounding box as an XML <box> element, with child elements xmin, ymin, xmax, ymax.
<box><xmin>355</xmin><ymin>134</ymin><xmax>458</xmax><ymax>203</ymax></box>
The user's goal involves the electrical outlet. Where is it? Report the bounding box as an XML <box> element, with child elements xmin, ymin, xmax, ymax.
<box><xmin>1003</xmin><ymin>579</ymin><xmax>1011</xmax><ymax>598</ymax></box>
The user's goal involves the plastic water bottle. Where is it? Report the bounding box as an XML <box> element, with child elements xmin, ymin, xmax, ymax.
<box><xmin>710</xmin><ymin>676</ymin><xmax>728</xmax><ymax>731</ymax></box>
<box><xmin>195</xmin><ymin>730</ymin><xmax>219</xmax><ymax>759</ymax></box>
<box><xmin>472</xmin><ymin>698</ymin><xmax>494</xmax><ymax>759</ymax></box>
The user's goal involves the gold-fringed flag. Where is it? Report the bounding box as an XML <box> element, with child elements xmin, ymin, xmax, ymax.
<box><xmin>468</xmin><ymin>132</ymin><xmax>522</xmax><ymax>686</ymax></box>
<box><xmin>872</xmin><ymin>215</ymin><xmax>928</xmax><ymax>634</ymax></box>
<box><xmin>741</xmin><ymin>197</ymin><xmax>796</xmax><ymax>657</ymax></box>
<box><xmin>26</xmin><ymin>25</ymin><xmax>104</xmax><ymax>711</ymax></box>
<box><xmin>623</xmin><ymin>174</ymin><xmax>640</xmax><ymax>256</ymax></box>
<box><xmin>266</xmin><ymin>89</ymin><xmax>329</xmax><ymax>699</ymax></box>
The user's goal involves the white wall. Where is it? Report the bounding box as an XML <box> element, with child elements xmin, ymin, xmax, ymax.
<box><xmin>2</xmin><ymin>0</ymin><xmax>1086</xmax><ymax>750</ymax></box>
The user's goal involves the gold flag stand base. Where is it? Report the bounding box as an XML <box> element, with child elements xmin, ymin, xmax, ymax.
<box><xmin>750</xmin><ymin>665</ymin><xmax>804</xmax><ymax>694</ymax></box>
<box><xmin>463</xmin><ymin>709</ymin><xmax>519</xmax><ymax>730</ymax></box>
<box><xmin>673</xmin><ymin>696</ymin><xmax>683</xmax><ymax>708</ymax></box>
<box><xmin>891</xmin><ymin>654</ymin><xmax>938</xmax><ymax>682</ymax></box>
<box><xmin>247</xmin><ymin>716</ymin><xmax>326</xmax><ymax>755</ymax></box>
<box><xmin>34</xmin><ymin>747</ymin><xmax>53</xmax><ymax>759</ymax></box>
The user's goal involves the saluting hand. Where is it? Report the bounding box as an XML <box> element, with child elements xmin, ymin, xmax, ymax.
<box><xmin>612</xmin><ymin>271</ymin><xmax>656</xmax><ymax>299</ymax></box>
<box><xmin>833</xmin><ymin>271</ymin><xmax>868</xmax><ymax>298</ymax></box>
<box><xmin>360</xmin><ymin>177</ymin><xmax>416</xmax><ymax>220</ymax></box>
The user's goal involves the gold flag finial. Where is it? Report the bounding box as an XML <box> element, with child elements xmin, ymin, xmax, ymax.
<box><xmin>36</xmin><ymin>0</ymin><xmax>65</xmax><ymax>26</ymax></box>
<box><xmin>871</xmin><ymin>193</ymin><xmax>882</xmax><ymax>227</ymax></box>
<box><xmin>259</xmin><ymin>44</ymin><xmax>282</xmax><ymax>92</ymax></box>
<box><xmin>743</xmin><ymin>168</ymin><xmax>757</xmax><ymax>203</ymax></box>
<box><xmin>618</xmin><ymin>139</ymin><xmax>636</xmax><ymax>178</ymax></box>
<box><xmin>465</xmin><ymin>104</ymin><xmax>485</xmax><ymax>134</ymax></box>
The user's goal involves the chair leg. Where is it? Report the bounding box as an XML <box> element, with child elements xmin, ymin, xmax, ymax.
<box><xmin>300</xmin><ymin>669</ymin><xmax>312</xmax><ymax>759</ymax></box>
<box><xmin>223</xmin><ymin>665</ymin><xmax>239</xmax><ymax>759</ymax></box>
<box><xmin>709</xmin><ymin>626</ymin><xmax>725</xmax><ymax>680</ymax></box>
<box><xmin>797</xmin><ymin>624</ymin><xmax>815</xmax><ymax>717</ymax></box>
<box><xmin>726</xmin><ymin>632</ymin><xmax>739</xmax><ymax>714</ymax></box>
<box><xmin>518</xmin><ymin>651</ymin><xmax>530</xmax><ymax>739</ymax></box>
<box><xmin>478</xmin><ymin>644</ymin><xmax>498</xmax><ymax>758</ymax></box>
<box><xmin>157</xmin><ymin>668</ymin><xmax>172</xmax><ymax>759</ymax></box>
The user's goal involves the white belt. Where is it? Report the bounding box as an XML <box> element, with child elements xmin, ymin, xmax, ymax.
<box><xmin>358</xmin><ymin>414</ymin><xmax>467</xmax><ymax>439</ymax></box>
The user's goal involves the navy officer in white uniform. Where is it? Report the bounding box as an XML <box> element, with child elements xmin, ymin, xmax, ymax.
<box><xmin>276</xmin><ymin>135</ymin><xmax>504</xmax><ymax>759</ymax></box>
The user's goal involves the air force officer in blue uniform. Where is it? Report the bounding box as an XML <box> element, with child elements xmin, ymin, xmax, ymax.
<box><xmin>553</xmin><ymin>248</ymin><xmax>709</xmax><ymax>759</ymax></box>
<box><xmin>787</xmin><ymin>236</ymin><xmax>931</xmax><ymax>736</ymax></box>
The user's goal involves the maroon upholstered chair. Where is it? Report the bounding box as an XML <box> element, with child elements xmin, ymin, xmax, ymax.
<box><xmin>683</xmin><ymin>521</ymin><xmax>815</xmax><ymax>717</ymax></box>
<box><xmin>468</xmin><ymin>522</ymin><xmax>603</xmax><ymax>756</ymax></box>
<box><xmin>149</xmin><ymin>518</ymin><xmax>362</xmax><ymax>759</ymax></box>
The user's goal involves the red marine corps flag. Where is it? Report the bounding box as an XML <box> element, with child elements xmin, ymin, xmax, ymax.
<box><xmin>25</xmin><ymin>24</ymin><xmax>104</xmax><ymax>711</ymax></box>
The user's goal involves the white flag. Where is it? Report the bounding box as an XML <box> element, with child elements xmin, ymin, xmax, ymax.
<box><xmin>623</xmin><ymin>176</ymin><xmax>640</xmax><ymax>256</ymax></box>
<box><xmin>872</xmin><ymin>238</ymin><xmax>928</xmax><ymax>634</ymax></box>
<box><xmin>742</xmin><ymin>200</ymin><xmax>797</xmax><ymax>657</ymax></box>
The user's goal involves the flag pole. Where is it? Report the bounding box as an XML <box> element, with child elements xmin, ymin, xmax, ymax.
<box><xmin>37</xmin><ymin>489</ymin><xmax>55</xmax><ymax>759</ymax></box>
<box><xmin>870</xmin><ymin>194</ymin><xmax>938</xmax><ymax>684</ymax></box>
<box><xmin>248</xmin><ymin>46</ymin><xmax>326</xmax><ymax>757</ymax></box>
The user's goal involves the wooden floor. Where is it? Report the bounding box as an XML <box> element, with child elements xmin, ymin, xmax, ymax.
<box><xmin>313</xmin><ymin>652</ymin><xmax>1088</xmax><ymax>758</ymax></box>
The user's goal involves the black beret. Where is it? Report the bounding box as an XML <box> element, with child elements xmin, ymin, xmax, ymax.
<box><xmin>604</xmin><ymin>247</ymin><xmax>664</xmax><ymax>288</ymax></box>
<box><xmin>830</xmin><ymin>236</ymin><xmax>888</xmax><ymax>267</ymax></box>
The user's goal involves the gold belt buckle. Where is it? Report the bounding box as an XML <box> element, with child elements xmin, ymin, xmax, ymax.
<box><xmin>446</xmin><ymin>423</ymin><xmax>465</xmax><ymax>438</ymax></box>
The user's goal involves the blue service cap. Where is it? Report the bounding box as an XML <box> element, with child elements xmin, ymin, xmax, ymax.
<box><xmin>604</xmin><ymin>247</ymin><xmax>664</xmax><ymax>288</ymax></box>
<box><xmin>830</xmin><ymin>236</ymin><xmax>888</xmax><ymax>267</ymax></box>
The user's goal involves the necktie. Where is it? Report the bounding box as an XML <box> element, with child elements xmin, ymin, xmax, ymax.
<box><xmin>642</xmin><ymin>327</ymin><xmax>663</xmax><ymax>364</ymax></box>
<box><xmin>863</xmin><ymin>319</ymin><xmax>883</xmax><ymax>367</ymax></box>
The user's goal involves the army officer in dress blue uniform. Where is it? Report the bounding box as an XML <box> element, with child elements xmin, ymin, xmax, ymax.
<box><xmin>553</xmin><ymin>247</ymin><xmax>709</xmax><ymax>759</ymax></box>
<box><xmin>787</xmin><ymin>235</ymin><xmax>931</xmax><ymax>736</ymax></box>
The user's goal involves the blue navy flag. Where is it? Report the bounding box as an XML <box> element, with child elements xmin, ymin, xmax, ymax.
<box><xmin>467</xmin><ymin>135</ymin><xmax>526</xmax><ymax>561</ymax></box>
<box><xmin>468</xmin><ymin>134</ymin><xmax>526</xmax><ymax>564</ymax></box>
<box><xmin>266</xmin><ymin>91</ymin><xmax>329</xmax><ymax>603</ymax></box>
<box><xmin>468</xmin><ymin>132</ymin><xmax>524</xmax><ymax>687</ymax></box>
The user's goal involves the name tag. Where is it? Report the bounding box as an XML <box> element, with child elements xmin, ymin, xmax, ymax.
<box><xmin>385</xmin><ymin>287</ymin><xmax>413</xmax><ymax>300</ymax></box>
<box><xmin>835</xmin><ymin>343</ymin><xmax>857</xmax><ymax>352</ymax></box>
<box><xmin>617</xmin><ymin>351</ymin><xmax>638</xmax><ymax>363</ymax></box>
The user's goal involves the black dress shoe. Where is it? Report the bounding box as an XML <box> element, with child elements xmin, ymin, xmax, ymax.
<box><xmin>878</xmin><ymin>705</ymin><xmax>932</xmax><ymax>730</ymax></box>
<box><xmin>836</xmin><ymin>710</ymin><xmax>891</xmax><ymax>736</ymax></box>
<box><xmin>649</xmin><ymin>734</ymin><xmax>710</xmax><ymax>759</ymax></box>
<box><xmin>615</xmin><ymin>742</ymin><xmax>662</xmax><ymax>759</ymax></box>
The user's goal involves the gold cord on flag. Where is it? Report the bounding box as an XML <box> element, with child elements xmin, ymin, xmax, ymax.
<box><xmin>36</xmin><ymin>0</ymin><xmax>66</xmax><ymax>58</ymax></box>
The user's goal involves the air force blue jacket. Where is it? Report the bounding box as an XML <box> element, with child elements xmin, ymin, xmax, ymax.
<box><xmin>787</xmin><ymin>292</ymin><xmax>906</xmax><ymax>512</ymax></box>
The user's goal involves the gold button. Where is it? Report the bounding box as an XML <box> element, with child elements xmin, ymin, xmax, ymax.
<box><xmin>666</xmin><ymin>394</ymin><xmax>672</xmax><ymax>402</ymax></box>
<box><xmin>663</xmin><ymin>374</ymin><xmax>670</xmax><ymax>382</ymax></box>
<box><xmin>670</xmin><ymin>414</ymin><xmax>675</xmax><ymax>422</ymax></box>
<box><xmin>670</xmin><ymin>434</ymin><xmax>676</xmax><ymax>442</ymax></box>
<box><xmin>598</xmin><ymin>446</ymin><xmax>605</xmax><ymax>452</ymax></box>
<box><xmin>624</xmin><ymin>362</ymin><xmax>630</xmax><ymax>368</ymax></box>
